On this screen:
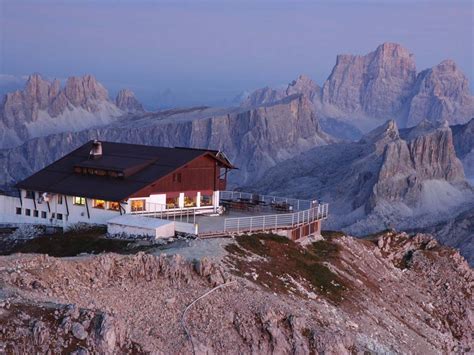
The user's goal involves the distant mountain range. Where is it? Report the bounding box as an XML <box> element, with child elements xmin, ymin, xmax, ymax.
<box><xmin>0</xmin><ymin>42</ymin><xmax>472</xmax><ymax>263</ymax></box>
<box><xmin>248</xmin><ymin>118</ymin><xmax>474</xmax><ymax>263</ymax></box>
<box><xmin>0</xmin><ymin>74</ymin><xmax>143</xmax><ymax>149</ymax></box>
<box><xmin>241</xmin><ymin>43</ymin><xmax>474</xmax><ymax>137</ymax></box>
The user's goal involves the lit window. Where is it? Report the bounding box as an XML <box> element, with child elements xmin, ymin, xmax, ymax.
<box><xmin>73</xmin><ymin>197</ymin><xmax>86</xmax><ymax>205</ymax></box>
<box><xmin>184</xmin><ymin>194</ymin><xmax>196</xmax><ymax>207</ymax></box>
<box><xmin>25</xmin><ymin>190</ymin><xmax>34</xmax><ymax>199</ymax></box>
<box><xmin>57</xmin><ymin>195</ymin><xmax>63</xmax><ymax>205</ymax></box>
<box><xmin>131</xmin><ymin>200</ymin><xmax>145</xmax><ymax>212</ymax></box>
<box><xmin>166</xmin><ymin>196</ymin><xmax>179</xmax><ymax>209</ymax></box>
<box><xmin>108</xmin><ymin>201</ymin><xmax>120</xmax><ymax>211</ymax></box>
<box><xmin>200</xmin><ymin>194</ymin><xmax>213</xmax><ymax>206</ymax></box>
<box><xmin>93</xmin><ymin>199</ymin><xmax>106</xmax><ymax>209</ymax></box>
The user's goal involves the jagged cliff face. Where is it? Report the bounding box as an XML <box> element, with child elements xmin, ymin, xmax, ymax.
<box><xmin>0</xmin><ymin>94</ymin><xmax>333</xmax><ymax>188</ymax></box>
<box><xmin>249</xmin><ymin>119</ymin><xmax>472</xmax><ymax>233</ymax></box>
<box><xmin>406</xmin><ymin>60</ymin><xmax>474</xmax><ymax>127</ymax></box>
<box><xmin>0</xmin><ymin>74</ymin><xmax>143</xmax><ymax>149</ymax></box>
<box><xmin>451</xmin><ymin>118</ymin><xmax>474</xmax><ymax>180</ymax></box>
<box><xmin>321</xmin><ymin>43</ymin><xmax>417</xmax><ymax>119</ymax></box>
<box><xmin>115</xmin><ymin>89</ymin><xmax>144</xmax><ymax>113</ymax></box>
<box><xmin>242</xmin><ymin>43</ymin><xmax>474</xmax><ymax>132</ymax></box>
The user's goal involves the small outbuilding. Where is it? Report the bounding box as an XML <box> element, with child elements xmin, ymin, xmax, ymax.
<box><xmin>107</xmin><ymin>215</ymin><xmax>175</xmax><ymax>239</ymax></box>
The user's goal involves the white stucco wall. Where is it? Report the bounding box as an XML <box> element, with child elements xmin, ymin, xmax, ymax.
<box><xmin>107</xmin><ymin>215</ymin><xmax>175</xmax><ymax>239</ymax></box>
<box><xmin>0</xmin><ymin>191</ymin><xmax>122</xmax><ymax>227</ymax></box>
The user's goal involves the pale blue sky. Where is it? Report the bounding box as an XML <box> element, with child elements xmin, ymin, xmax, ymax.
<box><xmin>1</xmin><ymin>0</ymin><xmax>473</xmax><ymax>108</ymax></box>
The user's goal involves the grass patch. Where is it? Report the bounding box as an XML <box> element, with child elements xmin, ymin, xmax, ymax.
<box><xmin>321</xmin><ymin>230</ymin><xmax>345</xmax><ymax>239</ymax></box>
<box><xmin>1</xmin><ymin>227</ymin><xmax>153</xmax><ymax>257</ymax></box>
<box><xmin>225</xmin><ymin>233</ymin><xmax>348</xmax><ymax>304</ymax></box>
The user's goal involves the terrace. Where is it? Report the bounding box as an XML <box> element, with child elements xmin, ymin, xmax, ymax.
<box><xmin>132</xmin><ymin>191</ymin><xmax>329</xmax><ymax>239</ymax></box>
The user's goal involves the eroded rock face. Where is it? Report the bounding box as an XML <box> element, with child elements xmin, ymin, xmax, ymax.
<box><xmin>406</xmin><ymin>60</ymin><xmax>474</xmax><ymax>127</ymax></box>
<box><xmin>241</xmin><ymin>86</ymin><xmax>286</xmax><ymax>107</ymax></box>
<box><xmin>249</xmin><ymin>119</ymin><xmax>472</xmax><ymax>233</ymax></box>
<box><xmin>452</xmin><ymin>118</ymin><xmax>474</xmax><ymax>179</ymax></box>
<box><xmin>115</xmin><ymin>89</ymin><xmax>144</xmax><ymax>113</ymax></box>
<box><xmin>322</xmin><ymin>43</ymin><xmax>417</xmax><ymax>118</ymax></box>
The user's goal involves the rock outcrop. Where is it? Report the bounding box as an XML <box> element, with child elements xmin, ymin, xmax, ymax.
<box><xmin>241</xmin><ymin>86</ymin><xmax>286</xmax><ymax>107</ymax></box>
<box><xmin>249</xmin><ymin>119</ymin><xmax>473</xmax><ymax>234</ymax></box>
<box><xmin>452</xmin><ymin>118</ymin><xmax>474</xmax><ymax>179</ymax></box>
<box><xmin>115</xmin><ymin>89</ymin><xmax>144</xmax><ymax>113</ymax></box>
<box><xmin>406</xmin><ymin>60</ymin><xmax>474</xmax><ymax>126</ymax></box>
<box><xmin>0</xmin><ymin>231</ymin><xmax>472</xmax><ymax>353</ymax></box>
<box><xmin>0</xmin><ymin>74</ymin><xmax>128</xmax><ymax>149</ymax></box>
<box><xmin>321</xmin><ymin>43</ymin><xmax>417</xmax><ymax>119</ymax></box>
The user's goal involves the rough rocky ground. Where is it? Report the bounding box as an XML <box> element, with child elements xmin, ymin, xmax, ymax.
<box><xmin>0</xmin><ymin>231</ymin><xmax>472</xmax><ymax>354</ymax></box>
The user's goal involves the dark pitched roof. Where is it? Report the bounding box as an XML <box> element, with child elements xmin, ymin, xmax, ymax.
<box><xmin>16</xmin><ymin>141</ymin><xmax>235</xmax><ymax>201</ymax></box>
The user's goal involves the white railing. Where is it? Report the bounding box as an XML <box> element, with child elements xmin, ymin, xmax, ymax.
<box><xmin>130</xmin><ymin>201</ymin><xmax>198</xmax><ymax>224</ymax></box>
<box><xmin>223</xmin><ymin>203</ymin><xmax>328</xmax><ymax>234</ymax></box>
<box><xmin>219</xmin><ymin>191</ymin><xmax>314</xmax><ymax>211</ymax></box>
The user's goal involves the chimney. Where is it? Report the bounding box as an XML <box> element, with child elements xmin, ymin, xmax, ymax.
<box><xmin>89</xmin><ymin>140</ymin><xmax>103</xmax><ymax>160</ymax></box>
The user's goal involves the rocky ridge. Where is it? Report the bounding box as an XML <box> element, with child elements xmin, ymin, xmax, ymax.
<box><xmin>452</xmin><ymin>118</ymin><xmax>474</xmax><ymax>180</ymax></box>
<box><xmin>249</xmin><ymin>119</ymin><xmax>473</xmax><ymax>236</ymax></box>
<box><xmin>0</xmin><ymin>74</ymin><xmax>143</xmax><ymax>149</ymax></box>
<box><xmin>0</xmin><ymin>94</ymin><xmax>333</xmax><ymax>188</ymax></box>
<box><xmin>115</xmin><ymin>89</ymin><xmax>144</xmax><ymax>113</ymax></box>
<box><xmin>0</xmin><ymin>231</ymin><xmax>471</xmax><ymax>353</ymax></box>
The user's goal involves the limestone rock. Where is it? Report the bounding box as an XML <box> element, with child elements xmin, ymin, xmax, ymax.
<box><xmin>115</xmin><ymin>89</ymin><xmax>144</xmax><ymax>113</ymax></box>
<box><xmin>406</xmin><ymin>60</ymin><xmax>474</xmax><ymax>127</ymax></box>
<box><xmin>322</xmin><ymin>42</ymin><xmax>417</xmax><ymax>118</ymax></box>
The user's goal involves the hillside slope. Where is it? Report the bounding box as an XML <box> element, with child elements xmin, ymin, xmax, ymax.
<box><xmin>0</xmin><ymin>232</ymin><xmax>471</xmax><ymax>353</ymax></box>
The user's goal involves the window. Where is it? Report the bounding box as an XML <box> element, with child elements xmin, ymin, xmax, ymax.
<box><xmin>16</xmin><ymin>208</ymin><xmax>21</xmax><ymax>215</ymax></box>
<box><xmin>51</xmin><ymin>213</ymin><xmax>55</xmax><ymax>219</ymax></box>
<box><xmin>57</xmin><ymin>195</ymin><xmax>63</xmax><ymax>205</ymax></box>
<box><xmin>166</xmin><ymin>196</ymin><xmax>179</xmax><ymax>209</ymax></box>
<box><xmin>92</xmin><ymin>199</ymin><xmax>106</xmax><ymax>209</ymax></box>
<box><xmin>184</xmin><ymin>194</ymin><xmax>196</xmax><ymax>207</ymax></box>
<box><xmin>25</xmin><ymin>190</ymin><xmax>35</xmax><ymax>199</ymax></box>
<box><xmin>25</xmin><ymin>209</ymin><xmax>31</xmax><ymax>216</ymax></box>
<box><xmin>131</xmin><ymin>200</ymin><xmax>145</xmax><ymax>212</ymax></box>
<box><xmin>108</xmin><ymin>201</ymin><xmax>120</xmax><ymax>211</ymax></box>
<box><xmin>41</xmin><ymin>211</ymin><xmax>47</xmax><ymax>219</ymax></box>
<box><xmin>172</xmin><ymin>173</ymin><xmax>182</xmax><ymax>183</ymax></box>
<box><xmin>33</xmin><ymin>210</ymin><xmax>39</xmax><ymax>217</ymax></box>
<box><xmin>57</xmin><ymin>213</ymin><xmax>63</xmax><ymax>220</ymax></box>
<box><xmin>73</xmin><ymin>197</ymin><xmax>86</xmax><ymax>205</ymax></box>
<box><xmin>200</xmin><ymin>194</ymin><xmax>213</xmax><ymax>207</ymax></box>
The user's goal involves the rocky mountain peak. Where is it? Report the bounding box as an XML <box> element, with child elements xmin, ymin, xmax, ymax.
<box><xmin>322</xmin><ymin>43</ymin><xmax>417</xmax><ymax>119</ymax></box>
<box><xmin>64</xmin><ymin>74</ymin><xmax>109</xmax><ymax>107</ymax></box>
<box><xmin>115</xmin><ymin>89</ymin><xmax>144</xmax><ymax>113</ymax></box>
<box><xmin>405</xmin><ymin>58</ymin><xmax>474</xmax><ymax>127</ymax></box>
<box><xmin>286</xmin><ymin>74</ymin><xmax>320</xmax><ymax>101</ymax></box>
<box><xmin>360</xmin><ymin>119</ymin><xmax>400</xmax><ymax>146</ymax></box>
<box><xmin>374</xmin><ymin>42</ymin><xmax>414</xmax><ymax>61</ymax></box>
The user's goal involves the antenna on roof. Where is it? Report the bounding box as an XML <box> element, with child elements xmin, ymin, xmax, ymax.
<box><xmin>89</xmin><ymin>140</ymin><xmax>103</xmax><ymax>160</ymax></box>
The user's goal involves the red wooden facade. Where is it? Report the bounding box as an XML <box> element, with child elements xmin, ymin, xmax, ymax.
<box><xmin>130</xmin><ymin>155</ymin><xmax>228</xmax><ymax>198</ymax></box>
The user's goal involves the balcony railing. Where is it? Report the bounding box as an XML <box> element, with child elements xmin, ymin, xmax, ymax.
<box><xmin>219</xmin><ymin>190</ymin><xmax>315</xmax><ymax>211</ymax></box>
<box><xmin>223</xmin><ymin>203</ymin><xmax>328</xmax><ymax>234</ymax></box>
